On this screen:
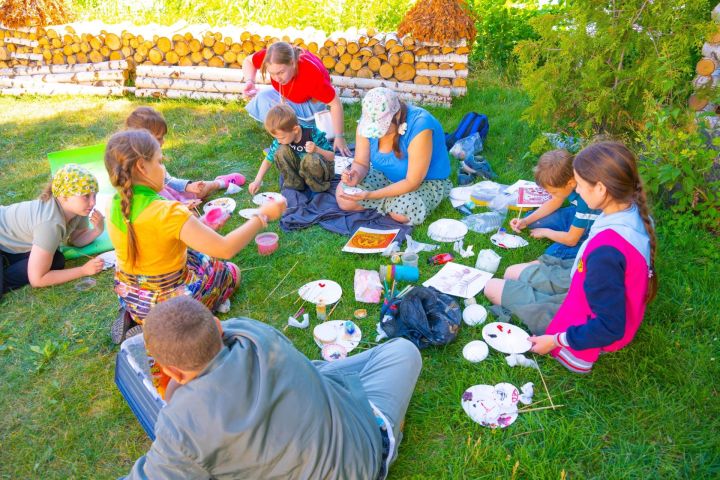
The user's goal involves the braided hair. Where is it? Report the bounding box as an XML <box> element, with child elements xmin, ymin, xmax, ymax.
<box><xmin>104</xmin><ymin>129</ymin><xmax>161</xmax><ymax>268</ymax></box>
<box><xmin>573</xmin><ymin>141</ymin><xmax>658</xmax><ymax>302</ymax></box>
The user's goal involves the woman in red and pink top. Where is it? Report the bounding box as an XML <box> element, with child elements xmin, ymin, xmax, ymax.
<box><xmin>529</xmin><ymin>142</ymin><xmax>658</xmax><ymax>374</ymax></box>
<box><xmin>242</xmin><ymin>41</ymin><xmax>351</xmax><ymax>156</ymax></box>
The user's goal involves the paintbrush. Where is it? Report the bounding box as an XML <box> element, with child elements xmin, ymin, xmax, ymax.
<box><xmin>326</xmin><ymin>298</ymin><xmax>342</xmax><ymax>320</ymax></box>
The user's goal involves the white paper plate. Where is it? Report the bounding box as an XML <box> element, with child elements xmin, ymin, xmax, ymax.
<box><xmin>203</xmin><ymin>197</ymin><xmax>236</xmax><ymax>214</ymax></box>
<box><xmin>313</xmin><ymin>320</ymin><xmax>361</xmax><ymax>353</ymax></box>
<box><xmin>252</xmin><ymin>192</ymin><xmax>284</xmax><ymax>206</ymax></box>
<box><xmin>427</xmin><ymin>219</ymin><xmax>468</xmax><ymax>243</ymax></box>
<box><xmin>481</xmin><ymin>322</ymin><xmax>532</xmax><ymax>354</ymax></box>
<box><xmin>298</xmin><ymin>279</ymin><xmax>342</xmax><ymax>305</ymax></box>
<box><xmin>490</xmin><ymin>231</ymin><xmax>528</xmax><ymax>249</ymax></box>
<box><xmin>342</xmin><ymin>186</ymin><xmax>365</xmax><ymax>195</ymax></box>
<box><xmin>461</xmin><ymin>383</ymin><xmax>521</xmax><ymax>428</ymax></box>
<box><xmin>96</xmin><ymin>250</ymin><xmax>117</xmax><ymax>270</ymax></box>
<box><xmin>462</xmin><ymin>340</ymin><xmax>489</xmax><ymax>363</ymax></box>
<box><xmin>321</xmin><ymin>343</ymin><xmax>348</xmax><ymax>362</ymax></box>
<box><xmin>238</xmin><ymin>208</ymin><xmax>260</xmax><ymax>219</ymax></box>
<box><xmin>462</xmin><ymin>304</ymin><xmax>488</xmax><ymax>326</ymax></box>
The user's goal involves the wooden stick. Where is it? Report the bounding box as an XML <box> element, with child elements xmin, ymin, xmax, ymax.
<box><xmin>533</xmin><ymin>354</ymin><xmax>555</xmax><ymax>410</ymax></box>
<box><xmin>237</xmin><ymin>265</ymin><xmax>264</xmax><ymax>272</ymax></box>
<box><xmin>263</xmin><ymin>260</ymin><xmax>298</xmax><ymax>303</ymax></box>
<box><xmin>518</xmin><ymin>404</ymin><xmax>565</xmax><ymax>414</ymax></box>
<box><xmin>326</xmin><ymin>298</ymin><xmax>342</xmax><ymax>320</ymax></box>
<box><xmin>510</xmin><ymin>428</ymin><xmax>545</xmax><ymax>438</ymax></box>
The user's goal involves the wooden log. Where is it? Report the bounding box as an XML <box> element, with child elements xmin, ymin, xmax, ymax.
<box><xmin>136</xmin><ymin>64</ymin><xmax>247</xmax><ymax>82</ymax></box>
<box><xmin>148</xmin><ymin>48</ymin><xmax>164</xmax><ymax>65</ymax></box>
<box><xmin>452</xmin><ymin>77</ymin><xmax>467</xmax><ymax>88</ymax></box>
<box><xmin>416</xmin><ymin>39</ymin><xmax>467</xmax><ymax>48</ymax></box>
<box><xmin>4</xmin><ymin>37</ymin><xmax>39</xmax><ymax>47</ymax></box>
<box><xmin>702</xmin><ymin>42</ymin><xmax>720</xmax><ymax>62</ymax></box>
<box><xmin>689</xmin><ymin>94</ymin><xmax>710</xmax><ymax>111</ymax></box>
<box><xmin>379</xmin><ymin>62</ymin><xmax>393</xmax><ymax>79</ymax></box>
<box><xmin>339</xmin><ymin>52</ymin><xmax>352</xmax><ymax>65</ymax></box>
<box><xmin>89</xmin><ymin>50</ymin><xmax>104</xmax><ymax>63</ymax></box>
<box><xmin>367</xmin><ymin>56</ymin><xmax>381</xmax><ymax>72</ymax></box>
<box><xmin>10</xmin><ymin>52</ymin><xmax>42</xmax><ymax>61</ymax></box>
<box><xmin>349</xmin><ymin>57</ymin><xmax>363</xmax><ymax>70</ymax></box>
<box><xmin>331</xmin><ymin>75</ymin><xmax>452</xmax><ymax>96</ymax></box>
<box><xmin>394</xmin><ymin>63</ymin><xmax>416</xmax><ymax>82</ymax></box>
<box><xmin>157</xmin><ymin>37</ymin><xmax>172</xmax><ymax>53</ymax></box>
<box><xmin>322</xmin><ymin>56</ymin><xmax>336</xmax><ymax>69</ymax></box>
<box><xmin>416</xmin><ymin>68</ymin><xmax>468</xmax><ymax>78</ymax></box>
<box><xmin>334</xmin><ymin>62</ymin><xmax>347</xmax><ymax>75</ymax></box>
<box><xmin>356</xmin><ymin>67</ymin><xmax>373</xmax><ymax>78</ymax></box>
<box><xmin>105</xmin><ymin>33</ymin><xmax>122</xmax><ymax>51</ymax></box>
<box><xmin>697</xmin><ymin>58</ymin><xmax>717</xmax><ymax>76</ymax></box>
<box><xmin>208</xmin><ymin>56</ymin><xmax>225</xmax><ymax>68</ymax></box>
<box><xmin>416</xmin><ymin>54</ymin><xmax>468</xmax><ymax>63</ymax></box>
<box><xmin>0</xmin><ymin>83</ymin><xmax>132</xmax><ymax>96</ymax></box>
<box><xmin>136</xmin><ymin>77</ymin><xmax>245</xmax><ymax>93</ymax></box>
<box><xmin>337</xmin><ymin>87</ymin><xmax>451</xmax><ymax>106</ymax></box>
<box><xmin>1</xmin><ymin>70</ymin><xmax>125</xmax><ymax>83</ymax></box>
<box><xmin>400</xmin><ymin>51</ymin><xmax>414</xmax><ymax>64</ymax></box>
<box><xmin>135</xmin><ymin>88</ymin><xmax>242</xmax><ymax>101</ymax></box>
<box><xmin>388</xmin><ymin>53</ymin><xmax>400</xmax><ymax>67</ymax></box>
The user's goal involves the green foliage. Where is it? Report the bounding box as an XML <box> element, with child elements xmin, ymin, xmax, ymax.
<box><xmin>71</xmin><ymin>0</ymin><xmax>415</xmax><ymax>32</ymax></box>
<box><xmin>635</xmin><ymin>103</ymin><xmax>720</xmax><ymax>231</ymax></box>
<box><xmin>515</xmin><ymin>0</ymin><xmax>715</xmax><ymax>134</ymax></box>
<box><xmin>470</xmin><ymin>0</ymin><xmax>563</xmax><ymax>74</ymax></box>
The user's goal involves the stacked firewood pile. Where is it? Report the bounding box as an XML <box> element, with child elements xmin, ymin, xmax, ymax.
<box><xmin>690</xmin><ymin>3</ymin><xmax>720</xmax><ymax>129</ymax></box>
<box><xmin>0</xmin><ymin>0</ymin><xmax>475</xmax><ymax>105</ymax></box>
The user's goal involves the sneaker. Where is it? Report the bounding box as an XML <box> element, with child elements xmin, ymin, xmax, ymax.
<box><xmin>216</xmin><ymin>299</ymin><xmax>231</xmax><ymax>313</ymax></box>
<box><xmin>462</xmin><ymin>155</ymin><xmax>497</xmax><ymax>180</ymax></box>
<box><xmin>110</xmin><ymin>308</ymin><xmax>135</xmax><ymax>345</ymax></box>
<box><xmin>124</xmin><ymin>325</ymin><xmax>143</xmax><ymax>340</ymax></box>
<box><xmin>458</xmin><ymin>172</ymin><xmax>475</xmax><ymax>186</ymax></box>
<box><xmin>215</xmin><ymin>173</ymin><xmax>246</xmax><ymax>188</ymax></box>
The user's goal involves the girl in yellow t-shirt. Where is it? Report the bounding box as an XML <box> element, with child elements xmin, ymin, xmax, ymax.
<box><xmin>105</xmin><ymin>129</ymin><xmax>286</xmax><ymax>343</ymax></box>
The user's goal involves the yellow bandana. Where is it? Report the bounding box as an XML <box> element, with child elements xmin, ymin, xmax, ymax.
<box><xmin>51</xmin><ymin>164</ymin><xmax>99</xmax><ymax>198</ymax></box>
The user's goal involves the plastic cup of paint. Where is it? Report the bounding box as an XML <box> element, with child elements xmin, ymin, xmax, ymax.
<box><xmin>401</xmin><ymin>252</ymin><xmax>419</xmax><ymax>267</ymax></box>
<box><xmin>202</xmin><ymin>207</ymin><xmax>229</xmax><ymax>231</ymax></box>
<box><xmin>255</xmin><ymin>232</ymin><xmax>279</xmax><ymax>256</ymax></box>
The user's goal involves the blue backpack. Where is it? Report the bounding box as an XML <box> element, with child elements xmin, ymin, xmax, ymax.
<box><xmin>445</xmin><ymin>112</ymin><xmax>489</xmax><ymax>150</ymax></box>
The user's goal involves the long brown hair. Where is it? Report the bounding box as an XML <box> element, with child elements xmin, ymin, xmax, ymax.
<box><xmin>391</xmin><ymin>101</ymin><xmax>408</xmax><ymax>159</ymax></box>
<box><xmin>260</xmin><ymin>41</ymin><xmax>303</xmax><ymax>80</ymax></box>
<box><xmin>573</xmin><ymin>141</ymin><xmax>658</xmax><ymax>302</ymax></box>
<box><xmin>125</xmin><ymin>106</ymin><xmax>167</xmax><ymax>142</ymax></box>
<box><xmin>104</xmin><ymin>129</ymin><xmax>161</xmax><ymax>268</ymax></box>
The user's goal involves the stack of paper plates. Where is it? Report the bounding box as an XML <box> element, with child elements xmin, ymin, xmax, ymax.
<box><xmin>427</xmin><ymin>219</ymin><xmax>468</xmax><ymax>243</ymax></box>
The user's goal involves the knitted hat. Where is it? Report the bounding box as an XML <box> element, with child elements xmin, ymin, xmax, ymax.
<box><xmin>51</xmin><ymin>163</ymin><xmax>99</xmax><ymax>198</ymax></box>
<box><xmin>357</xmin><ymin>87</ymin><xmax>401</xmax><ymax>138</ymax></box>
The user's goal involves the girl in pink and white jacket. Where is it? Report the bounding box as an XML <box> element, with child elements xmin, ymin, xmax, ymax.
<box><xmin>529</xmin><ymin>141</ymin><xmax>658</xmax><ymax>373</ymax></box>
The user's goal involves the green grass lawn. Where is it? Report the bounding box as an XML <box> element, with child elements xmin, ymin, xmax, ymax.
<box><xmin>1</xmin><ymin>72</ymin><xmax>719</xmax><ymax>479</ymax></box>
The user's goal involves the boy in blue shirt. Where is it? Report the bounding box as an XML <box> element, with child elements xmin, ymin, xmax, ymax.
<box><xmin>510</xmin><ymin>149</ymin><xmax>601</xmax><ymax>260</ymax></box>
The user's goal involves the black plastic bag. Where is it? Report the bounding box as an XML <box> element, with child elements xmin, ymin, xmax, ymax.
<box><xmin>379</xmin><ymin>287</ymin><xmax>461</xmax><ymax>349</ymax></box>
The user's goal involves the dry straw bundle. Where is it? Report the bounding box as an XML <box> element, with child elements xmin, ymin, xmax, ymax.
<box><xmin>398</xmin><ymin>0</ymin><xmax>477</xmax><ymax>44</ymax></box>
<box><xmin>0</xmin><ymin>0</ymin><xmax>72</xmax><ymax>29</ymax></box>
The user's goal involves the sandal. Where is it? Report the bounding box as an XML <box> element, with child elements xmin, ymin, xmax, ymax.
<box><xmin>110</xmin><ymin>308</ymin><xmax>138</xmax><ymax>345</ymax></box>
<box><xmin>462</xmin><ymin>155</ymin><xmax>497</xmax><ymax>180</ymax></box>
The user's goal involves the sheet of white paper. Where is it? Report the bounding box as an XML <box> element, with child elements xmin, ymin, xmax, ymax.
<box><xmin>422</xmin><ymin>262</ymin><xmax>492</xmax><ymax>299</ymax></box>
<box><xmin>334</xmin><ymin>155</ymin><xmax>353</xmax><ymax>175</ymax></box>
<box><xmin>504</xmin><ymin>179</ymin><xmax>537</xmax><ymax>194</ymax></box>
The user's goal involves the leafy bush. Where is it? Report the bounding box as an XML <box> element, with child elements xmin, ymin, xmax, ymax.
<box><xmin>515</xmin><ymin>0</ymin><xmax>715</xmax><ymax>134</ymax></box>
<box><xmin>469</xmin><ymin>0</ymin><xmax>562</xmax><ymax>74</ymax></box>
<box><xmin>71</xmin><ymin>0</ymin><xmax>415</xmax><ymax>32</ymax></box>
<box><xmin>635</xmin><ymin>103</ymin><xmax>720</xmax><ymax>231</ymax></box>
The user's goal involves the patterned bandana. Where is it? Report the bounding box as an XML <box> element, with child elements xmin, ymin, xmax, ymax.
<box><xmin>357</xmin><ymin>87</ymin><xmax>401</xmax><ymax>138</ymax></box>
<box><xmin>51</xmin><ymin>163</ymin><xmax>99</xmax><ymax>198</ymax></box>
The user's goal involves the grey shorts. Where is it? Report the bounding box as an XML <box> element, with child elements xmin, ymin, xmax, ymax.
<box><xmin>358</xmin><ymin>169</ymin><xmax>451</xmax><ymax>225</ymax></box>
<box><xmin>500</xmin><ymin>254</ymin><xmax>574</xmax><ymax>334</ymax></box>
